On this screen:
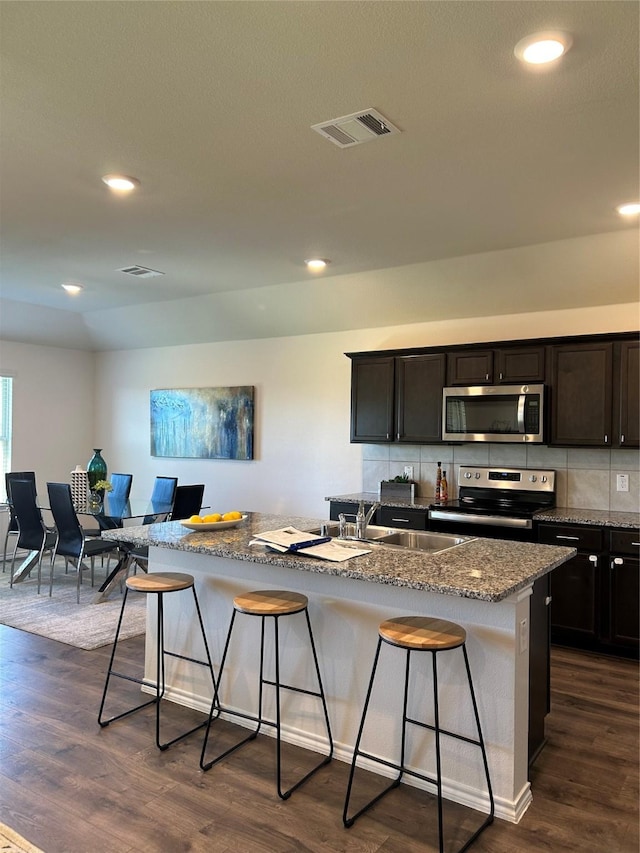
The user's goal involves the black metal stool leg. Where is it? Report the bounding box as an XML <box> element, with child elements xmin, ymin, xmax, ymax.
<box><xmin>98</xmin><ymin>587</ymin><xmax>157</xmax><ymax>727</ymax></box>
<box><xmin>432</xmin><ymin>650</ymin><xmax>444</xmax><ymax>853</ymax></box>
<box><xmin>343</xmin><ymin>638</ymin><xmax>403</xmax><ymax>827</ymax></box>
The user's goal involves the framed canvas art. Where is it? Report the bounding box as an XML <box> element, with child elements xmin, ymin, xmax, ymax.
<box><xmin>150</xmin><ymin>386</ymin><xmax>254</xmax><ymax>460</ymax></box>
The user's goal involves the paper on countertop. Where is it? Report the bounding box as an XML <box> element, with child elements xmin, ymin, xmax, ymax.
<box><xmin>250</xmin><ymin>527</ymin><xmax>371</xmax><ymax>562</ymax></box>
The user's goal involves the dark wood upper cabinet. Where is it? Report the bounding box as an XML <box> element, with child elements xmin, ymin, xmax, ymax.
<box><xmin>549</xmin><ymin>342</ymin><xmax>613</xmax><ymax>446</ymax></box>
<box><xmin>350</xmin><ymin>356</ymin><xmax>394</xmax><ymax>442</ymax></box>
<box><xmin>495</xmin><ymin>347</ymin><xmax>545</xmax><ymax>384</ymax></box>
<box><xmin>395</xmin><ymin>353</ymin><xmax>446</xmax><ymax>443</ymax></box>
<box><xmin>446</xmin><ymin>345</ymin><xmax>545</xmax><ymax>385</ymax></box>
<box><xmin>446</xmin><ymin>350</ymin><xmax>494</xmax><ymax>385</ymax></box>
<box><xmin>347</xmin><ymin>332</ymin><xmax>637</xmax><ymax>448</ymax></box>
<box><xmin>616</xmin><ymin>340</ymin><xmax>639</xmax><ymax>448</ymax></box>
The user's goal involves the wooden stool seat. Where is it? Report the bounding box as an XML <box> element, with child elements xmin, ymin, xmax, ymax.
<box><xmin>379</xmin><ymin>615</ymin><xmax>466</xmax><ymax>651</ymax></box>
<box><xmin>126</xmin><ymin>572</ymin><xmax>194</xmax><ymax>594</ymax></box>
<box><xmin>233</xmin><ymin>589</ymin><xmax>308</xmax><ymax>616</ymax></box>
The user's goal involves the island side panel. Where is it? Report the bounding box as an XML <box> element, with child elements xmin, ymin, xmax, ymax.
<box><xmin>143</xmin><ymin>545</ymin><xmax>532</xmax><ymax>823</ymax></box>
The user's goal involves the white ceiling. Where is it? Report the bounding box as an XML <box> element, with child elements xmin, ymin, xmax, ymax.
<box><xmin>0</xmin><ymin>1</ymin><xmax>638</xmax><ymax>351</ymax></box>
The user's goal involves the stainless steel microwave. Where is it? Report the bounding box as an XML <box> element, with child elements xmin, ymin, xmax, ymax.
<box><xmin>442</xmin><ymin>384</ymin><xmax>545</xmax><ymax>443</ymax></box>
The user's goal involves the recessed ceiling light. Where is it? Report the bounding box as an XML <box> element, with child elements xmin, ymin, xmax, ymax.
<box><xmin>61</xmin><ymin>282</ymin><xmax>83</xmax><ymax>295</ymax></box>
<box><xmin>514</xmin><ymin>31</ymin><xmax>572</xmax><ymax>65</ymax></box>
<box><xmin>101</xmin><ymin>174</ymin><xmax>140</xmax><ymax>192</ymax></box>
<box><xmin>616</xmin><ymin>202</ymin><xmax>640</xmax><ymax>216</ymax></box>
<box><xmin>305</xmin><ymin>258</ymin><xmax>330</xmax><ymax>271</ymax></box>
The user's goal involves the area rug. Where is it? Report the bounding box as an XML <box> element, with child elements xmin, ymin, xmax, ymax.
<box><xmin>0</xmin><ymin>559</ymin><xmax>146</xmax><ymax>650</ymax></box>
<box><xmin>0</xmin><ymin>821</ymin><xmax>44</xmax><ymax>853</ymax></box>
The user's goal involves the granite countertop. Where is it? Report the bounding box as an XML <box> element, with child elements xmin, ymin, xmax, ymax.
<box><xmin>326</xmin><ymin>493</ymin><xmax>640</xmax><ymax>529</ymax></box>
<box><xmin>102</xmin><ymin>512</ymin><xmax>575</xmax><ymax>604</ymax></box>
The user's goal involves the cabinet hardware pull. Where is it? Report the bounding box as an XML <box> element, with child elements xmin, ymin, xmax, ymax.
<box><xmin>556</xmin><ymin>535</ymin><xmax>579</xmax><ymax>540</ymax></box>
<box><xmin>545</xmin><ymin>596</ymin><xmax>552</xmax><ymax>605</ymax></box>
<box><xmin>391</xmin><ymin>517</ymin><xmax>411</xmax><ymax>523</ymax></box>
<box><xmin>604</xmin><ymin>434</ymin><xmax>608</xmax><ymax>443</ymax></box>
<box><xmin>485</xmin><ymin>373</ymin><xmax>489</xmax><ymax>381</ymax></box>
<box><xmin>499</xmin><ymin>372</ymin><xmax>503</xmax><ymax>380</ymax></box>
<box><xmin>612</xmin><ymin>557</ymin><xmax>624</xmax><ymax>566</ymax></box>
<box><xmin>621</xmin><ymin>434</ymin><xmax>625</xmax><ymax>443</ymax></box>
<box><xmin>588</xmin><ymin>554</ymin><xmax>598</xmax><ymax>563</ymax></box>
<box><xmin>632</xmin><ymin>542</ymin><xmax>640</xmax><ymax>547</ymax></box>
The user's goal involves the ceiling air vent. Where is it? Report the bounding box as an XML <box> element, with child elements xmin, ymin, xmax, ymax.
<box><xmin>117</xmin><ymin>265</ymin><xmax>165</xmax><ymax>278</ymax></box>
<box><xmin>311</xmin><ymin>108</ymin><xmax>401</xmax><ymax>148</ymax></box>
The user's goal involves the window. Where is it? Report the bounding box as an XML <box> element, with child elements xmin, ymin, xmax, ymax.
<box><xmin>0</xmin><ymin>376</ymin><xmax>13</xmax><ymax>501</ymax></box>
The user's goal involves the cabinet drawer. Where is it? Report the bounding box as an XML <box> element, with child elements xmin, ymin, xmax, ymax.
<box><xmin>609</xmin><ymin>528</ymin><xmax>640</xmax><ymax>556</ymax></box>
<box><xmin>378</xmin><ymin>506</ymin><xmax>428</xmax><ymax>530</ymax></box>
<box><xmin>538</xmin><ymin>523</ymin><xmax>602</xmax><ymax>552</ymax></box>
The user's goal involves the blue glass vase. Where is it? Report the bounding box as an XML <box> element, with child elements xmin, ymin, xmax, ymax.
<box><xmin>87</xmin><ymin>448</ymin><xmax>108</xmax><ymax>493</ymax></box>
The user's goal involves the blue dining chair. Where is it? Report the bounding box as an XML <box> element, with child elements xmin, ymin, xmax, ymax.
<box><xmin>143</xmin><ymin>476</ymin><xmax>178</xmax><ymax>524</ymax></box>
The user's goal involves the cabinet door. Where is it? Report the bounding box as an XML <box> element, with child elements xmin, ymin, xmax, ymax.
<box><xmin>549</xmin><ymin>553</ymin><xmax>600</xmax><ymax>644</ymax></box>
<box><xmin>495</xmin><ymin>347</ymin><xmax>545</xmax><ymax>384</ymax></box>
<box><xmin>395</xmin><ymin>354</ymin><xmax>445</xmax><ymax>443</ymax></box>
<box><xmin>446</xmin><ymin>350</ymin><xmax>493</xmax><ymax>385</ymax></box>
<box><xmin>350</xmin><ymin>357</ymin><xmax>394</xmax><ymax>442</ymax></box>
<box><xmin>617</xmin><ymin>340</ymin><xmax>639</xmax><ymax>448</ymax></box>
<box><xmin>549</xmin><ymin>342</ymin><xmax>613</xmax><ymax>446</ymax></box>
<box><xmin>608</xmin><ymin>555</ymin><xmax>639</xmax><ymax>649</ymax></box>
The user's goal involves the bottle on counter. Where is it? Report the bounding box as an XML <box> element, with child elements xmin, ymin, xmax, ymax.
<box><xmin>440</xmin><ymin>470</ymin><xmax>448</xmax><ymax>503</ymax></box>
<box><xmin>435</xmin><ymin>461</ymin><xmax>442</xmax><ymax>503</ymax></box>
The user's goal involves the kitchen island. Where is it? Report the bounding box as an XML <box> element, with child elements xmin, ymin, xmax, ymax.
<box><xmin>102</xmin><ymin>513</ymin><xmax>574</xmax><ymax>824</ymax></box>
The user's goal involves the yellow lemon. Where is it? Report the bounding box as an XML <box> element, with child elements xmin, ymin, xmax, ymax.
<box><xmin>222</xmin><ymin>511</ymin><xmax>242</xmax><ymax>521</ymax></box>
<box><xmin>188</xmin><ymin>515</ymin><xmax>202</xmax><ymax>524</ymax></box>
<box><xmin>203</xmin><ymin>513</ymin><xmax>223</xmax><ymax>523</ymax></box>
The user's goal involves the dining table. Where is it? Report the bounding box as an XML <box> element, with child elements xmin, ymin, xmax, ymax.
<box><xmin>8</xmin><ymin>495</ymin><xmax>174</xmax><ymax>602</ymax></box>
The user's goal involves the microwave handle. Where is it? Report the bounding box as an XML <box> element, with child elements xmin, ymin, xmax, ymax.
<box><xmin>517</xmin><ymin>394</ymin><xmax>526</xmax><ymax>433</ymax></box>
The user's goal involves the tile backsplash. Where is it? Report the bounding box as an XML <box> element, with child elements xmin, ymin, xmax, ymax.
<box><xmin>362</xmin><ymin>444</ymin><xmax>640</xmax><ymax>512</ymax></box>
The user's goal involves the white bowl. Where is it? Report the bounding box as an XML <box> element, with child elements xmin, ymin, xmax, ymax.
<box><xmin>179</xmin><ymin>514</ymin><xmax>247</xmax><ymax>532</ymax></box>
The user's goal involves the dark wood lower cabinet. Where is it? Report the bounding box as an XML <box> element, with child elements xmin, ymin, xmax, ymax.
<box><xmin>539</xmin><ymin>522</ymin><xmax>639</xmax><ymax>658</ymax></box>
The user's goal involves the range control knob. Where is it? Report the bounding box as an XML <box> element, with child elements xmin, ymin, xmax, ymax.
<box><xmin>475</xmin><ymin>472</ymin><xmax>481</xmax><ymax>479</ymax></box>
<box><xmin>529</xmin><ymin>475</ymin><xmax>537</xmax><ymax>483</ymax></box>
<box><xmin>541</xmin><ymin>475</ymin><xmax>548</xmax><ymax>483</ymax></box>
<box><xmin>464</xmin><ymin>472</ymin><xmax>472</xmax><ymax>479</ymax></box>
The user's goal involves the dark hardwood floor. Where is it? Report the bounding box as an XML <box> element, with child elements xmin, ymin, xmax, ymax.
<box><xmin>0</xmin><ymin>624</ymin><xmax>637</xmax><ymax>853</ymax></box>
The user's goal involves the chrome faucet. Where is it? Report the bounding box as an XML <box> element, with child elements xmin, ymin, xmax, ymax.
<box><xmin>356</xmin><ymin>501</ymin><xmax>380</xmax><ymax>538</ymax></box>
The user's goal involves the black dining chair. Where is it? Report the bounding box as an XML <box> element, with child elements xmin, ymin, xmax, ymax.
<box><xmin>9</xmin><ymin>478</ymin><xmax>56</xmax><ymax>592</ymax></box>
<box><xmin>170</xmin><ymin>484</ymin><xmax>205</xmax><ymax>521</ymax></box>
<box><xmin>3</xmin><ymin>471</ymin><xmax>37</xmax><ymax>570</ymax></box>
<box><xmin>47</xmin><ymin>482</ymin><xmax>121</xmax><ymax>603</ymax></box>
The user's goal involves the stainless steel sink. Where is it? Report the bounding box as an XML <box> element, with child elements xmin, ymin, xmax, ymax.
<box><xmin>376</xmin><ymin>530</ymin><xmax>472</xmax><ymax>553</ymax></box>
<box><xmin>311</xmin><ymin>523</ymin><xmax>474</xmax><ymax>554</ymax></box>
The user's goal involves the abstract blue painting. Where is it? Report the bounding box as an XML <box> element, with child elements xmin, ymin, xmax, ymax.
<box><xmin>150</xmin><ymin>387</ymin><xmax>254</xmax><ymax>460</ymax></box>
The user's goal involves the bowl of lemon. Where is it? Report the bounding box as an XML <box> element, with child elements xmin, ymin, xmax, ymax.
<box><xmin>180</xmin><ymin>511</ymin><xmax>246</xmax><ymax>531</ymax></box>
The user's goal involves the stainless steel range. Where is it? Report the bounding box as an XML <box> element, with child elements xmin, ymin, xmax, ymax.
<box><xmin>428</xmin><ymin>466</ymin><xmax>556</xmax><ymax>541</ymax></box>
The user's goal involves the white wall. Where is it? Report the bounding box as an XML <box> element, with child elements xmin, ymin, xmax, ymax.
<box><xmin>93</xmin><ymin>302</ymin><xmax>639</xmax><ymax>519</ymax></box>
<box><xmin>0</xmin><ymin>339</ymin><xmax>95</xmax><ymax>497</ymax></box>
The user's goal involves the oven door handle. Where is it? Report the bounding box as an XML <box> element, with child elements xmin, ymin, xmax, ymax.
<box><xmin>428</xmin><ymin>509</ymin><xmax>532</xmax><ymax>529</ymax></box>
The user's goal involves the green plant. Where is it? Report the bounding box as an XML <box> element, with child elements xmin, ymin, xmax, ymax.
<box><xmin>381</xmin><ymin>474</ymin><xmax>415</xmax><ymax>484</ymax></box>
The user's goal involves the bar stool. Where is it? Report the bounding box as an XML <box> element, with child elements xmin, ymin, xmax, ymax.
<box><xmin>343</xmin><ymin>615</ymin><xmax>494</xmax><ymax>853</ymax></box>
<box><xmin>200</xmin><ymin>589</ymin><xmax>333</xmax><ymax>799</ymax></box>
<box><xmin>98</xmin><ymin>572</ymin><xmax>216</xmax><ymax>751</ymax></box>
